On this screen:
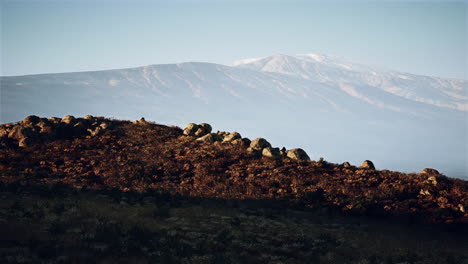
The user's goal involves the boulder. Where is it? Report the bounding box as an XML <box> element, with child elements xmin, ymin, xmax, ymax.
<box><xmin>419</xmin><ymin>189</ymin><xmax>431</xmax><ymax>196</ymax></box>
<box><xmin>246</xmin><ymin>147</ymin><xmax>261</xmax><ymax>156</ymax></box>
<box><xmin>196</xmin><ymin>133</ymin><xmax>222</xmax><ymax>143</ymax></box>
<box><xmin>40</xmin><ymin>125</ymin><xmax>56</xmax><ymax>139</ymax></box>
<box><xmin>342</xmin><ymin>162</ymin><xmax>352</xmax><ymax>168</ymax></box>
<box><xmin>36</xmin><ymin>120</ymin><xmax>51</xmax><ymax>129</ymax></box>
<box><xmin>22</xmin><ymin>115</ymin><xmax>41</xmax><ymax>126</ymax></box>
<box><xmin>99</xmin><ymin>122</ymin><xmax>110</xmax><ymax>130</ymax></box>
<box><xmin>48</xmin><ymin>117</ymin><xmax>61</xmax><ymax>124</ymax></box>
<box><xmin>8</xmin><ymin>126</ymin><xmax>33</xmax><ymax>140</ymax></box>
<box><xmin>359</xmin><ymin>160</ymin><xmax>375</xmax><ymax>169</ymax></box>
<box><xmin>458</xmin><ymin>204</ymin><xmax>465</xmax><ymax>213</ymax></box>
<box><xmin>421</xmin><ymin>168</ymin><xmax>439</xmax><ymax>175</ymax></box>
<box><xmin>223</xmin><ymin>132</ymin><xmax>241</xmax><ymax>142</ymax></box>
<box><xmin>231</xmin><ymin>138</ymin><xmax>250</xmax><ymax>147</ymax></box>
<box><xmin>286</xmin><ymin>148</ymin><xmax>310</xmax><ymax>161</ymax></box>
<box><xmin>183</xmin><ymin>123</ymin><xmax>199</xmax><ymax>136</ymax></box>
<box><xmin>18</xmin><ymin>137</ymin><xmax>33</xmax><ymax>147</ymax></box>
<box><xmin>84</xmin><ymin>115</ymin><xmax>94</xmax><ymax>121</ymax></box>
<box><xmin>0</xmin><ymin>127</ymin><xmax>8</xmax><ymax>138</ymax></box>
<box><xmin>426</xmin><ymin>176</ymin><xmax>438</xmax><ymax>186</ymax></box>
<box><xmin>217</xmin><ymin>131</ymin><xmax>229</xmax><ymax>137</ymax></box>
<box><xmin>249</xmin><ymin>138</ymin><xmax>272</xmax><ymax>151</ymax></box>
<box><xmin>133</xmin><ymin>117</ymin><xmax>148</xmax><ymax>125</ymax></box>
<box><xmin>194</xmin><ymin>123</ymin><xmax>212</xmax><ymax>137</ymax></box>
<box><xmin>87</xmin><ymin>127</ymin><xmax>102</xmax><ymax>137</ymax></box>
<box><xmin>280</xmin><ymin>147</ymin><xmax>287</xmax><ymax>157</ymax></box>
<box><xmin>262</xmin><ymin>147</ymin><xmax>281</xmax><ymax>159</ymax></box>
<box><xmin>62</xmin><ymin>115</ymin><xmax>76</xmax><ymax>124</ymax></box>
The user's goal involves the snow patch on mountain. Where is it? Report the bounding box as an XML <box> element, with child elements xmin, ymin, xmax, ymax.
<box><xmin>231</xmin><ymin>54</ymin><xmax>468</xmax><ymax>111</ymax></box>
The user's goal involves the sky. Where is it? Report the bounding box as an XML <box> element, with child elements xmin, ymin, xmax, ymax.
<box><xmin>1</xmin><ymin>0</ymin><xmax>467</xmax><ymax>79</ymax></box>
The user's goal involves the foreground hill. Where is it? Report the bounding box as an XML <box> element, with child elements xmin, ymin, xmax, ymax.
<box><xmin>1</xmin><ymin>115</ymin><xmax>467</xmax><ymax>224</ymax></box>
<box><xmin>1</xmin><ymin>115</ymin><xmax>468</xmax><ymax>263</ymax></box>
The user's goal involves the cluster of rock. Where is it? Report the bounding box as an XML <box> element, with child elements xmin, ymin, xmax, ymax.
<box><xmin>183</xmin><ymin>123</ymin><xmax>311</xmax><ymax>161</ymax></box>
<box><xmin>341</xmin><ymin>160</ymin><xmax>376</xmax><ymax>170</ymax></box>
<box><xmin>0</xmin><ymin>115</ymin><xmax>112</xmax><ymax>147</ymax></box>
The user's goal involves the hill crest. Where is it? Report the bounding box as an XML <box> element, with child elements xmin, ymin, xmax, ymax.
<box><xmin>1</xmin><ymin>115</ymin><xmax>467</xmax><ymax>225</ymax></box>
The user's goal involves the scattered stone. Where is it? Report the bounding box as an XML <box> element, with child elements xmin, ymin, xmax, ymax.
<box><xmin>22</xmin><ymin>115</ymin><xmax>41</xmax><ymax>125</ymax></box>
<box><xmin>458</xmin><ymin>204</ymin><xmax>465</xmax><ymax>213</ymax></box>
<box><xmin>426</xmin><ymin>176</ymin><xmax>438</xmax><ymax>186</ymax></box>
<box><xmin>183</xmin><ymin>123</ymin><xmax>199</xmax><ymax>136</ymax></box>
<box><xmin>223</xmin><ymin>132</ymin><xmax>241</xmax><ymax>142</ymax></box>
<box><xmin>62</xmin><ymin>115</ymin><xmax>76</xmax><ymax>124</ymax></box>
<box><xmin>421</xmin><ymin>168</ymin><xmax>439</xmax><ymax>175</ymax></box>
<box><xmin>194</xmin><ymin>123</ymin><xmax>212</xmax><ymax>137</ymax></box>
<box><xmin>100</xmin><ymin>122</ymin><xmax>110</xmax><ymax>129</ymax></box>
<box><xmin>18</xmin><ymin>137</ymin><xmax>33</xmax><ymax>147</ymax></box>
<box><xmin>133</xmin><ymin>117</ymin><xmax>148</xmax><ymax>125</ymax></box>
<box><xmin>262</xmin><ymin>147</ymin><xmax>281</xmax><ymax>159</ymax></box>
<box><xmin>246</xmin><ymin>147</ymin><xmax>261</xmax><ymax>156</ymax></box>
<box><xmin>8</xmin><ymin>126</ymin><xmax>33</xmax><ymax>140</ymax></box>
<box><xmin>343</xmin><ymin>162</ymin><xmax>352</xmax><ymax>168</ymax></box>
<box><xmin>250</xmin><ymin>138</ymin><xmax>272</xmax><ymax>151</ymax></box>
<box><xmin>196</xmin><ymin>133</ymin><xmax>222</xmax><ymax>143</ymax></box>
<box><xmin>0</xmin><ymin>127</ymin><xmax>8</xmax><ymax>138</ymax></box>
<box><xmin>48</xmin><ymin>117</ymin><xmax>61</xmax><ymax>124</ymax></box>
<box><xmin>359</xmin><ymin>160</ymin><xmax>375</xmax><ymax>169</ymax></box>
<box><xmin>36</xmin><ymin>120</ymin><xmax>50</xmax><ymax>129</ymax></box>
<box><xmin>231</xmin><ymin>138</ymin><xmax>250</xmax><ymax>147</ymax></box>
<box><xmin>87</xmin><ymin>127</ymin><xmax>102</xmax><ymax>137</ymax></box>
<box><xmin>280</xmin><ymin>147</ymin><xmax>287</xmax><ymax>157</ymax></box>
<box><xmin>83</xmin><ymin>115</ymin><xmax>94</xmax><ymax>121</ymax></box>
<box><xmin>286</xmin><ymin>148</ymin><xmax>310</xmax><ymax>161</ymax></box>
<box><xmin>419</xmin><ymin>189</ymin><xmax>431</xmax><ymax>196</ymax></box>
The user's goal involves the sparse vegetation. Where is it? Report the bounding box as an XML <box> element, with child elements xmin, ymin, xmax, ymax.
<box><xmin>0</xmin><ymin>116</ymin><xmax>467</xmax><ymax>263</ymax></box>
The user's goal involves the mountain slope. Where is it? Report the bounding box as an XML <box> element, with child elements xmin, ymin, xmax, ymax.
<box><xmin>1</xmin><ymin>54</ymin><xmax>467</xmax><ymax>178</ymax></box>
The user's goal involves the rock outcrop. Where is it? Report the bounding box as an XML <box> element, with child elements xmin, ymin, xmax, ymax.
<box><xmin>194</xmin><ymin>123</ymin><xmax>212</xmax><ymax>137</ymax></box>
<box><xmin>359</xmin><ymin>160</ymin><xmax>375</xmax><ymax>169</ymax></box>
<box><xmin>196</xmin><ymin>133</ymin><xmax>223</xmax><ymax>143</ymax></box>
<box><xmin>421</xmin><ymin>168</ymin><xmax>439</xmax><ymax>175</ymax></box>
<box><xmin>262</xmin><ymin>147</ymin><xmax>281</xmax><ymax>159</ymax></box>
<box><xmin>342</xmin><ymin>162</ymin><xmax>352</xmax><ymax>168</ymax></box>
<box><xmin>286</xmin><ymin>148</ymin><xmax>310</xmax><ymax>161</ymax></box>
<box><xmin>223</xmin><ymin>132</ymin><xmax>241</xmax><ymax>143</ymax></box>
<box><xmin>0</xmin><ymin>115</ymin><xmax>113</xmax><ymax>147</ymax></box>
<box><xmin>249</xmin><ymin>138</ymin><xmax>272</xmax><ymax>151</ymax></box>
<box><xmin>183</xmin><ymin>123</ymin><xmax>315</xmax><ymax>162</ymax></box>
<box><xmin>426</xmin><ymin>176</ymin><xmax>438</xmax><ymax>186</ymax></box>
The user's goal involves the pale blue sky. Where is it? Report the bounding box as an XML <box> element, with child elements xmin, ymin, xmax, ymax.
<box><xmin>1</xmin><ymin>0</ymin><xmax>467</xmax><ymax>79</ymax></box>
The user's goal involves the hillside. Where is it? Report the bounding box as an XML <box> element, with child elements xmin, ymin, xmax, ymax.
<box><xmin>1</xmin><ymin>115</ymin><xmax>468</xmax><ymax>263</ymax></box>
<box><xmin>1</xmin><ymin>115</ymin><xmax>467</xmax><ymax>224</ymax></box>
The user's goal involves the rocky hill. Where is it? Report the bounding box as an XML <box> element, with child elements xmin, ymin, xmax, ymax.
<box><xmin>1</xmin><ymin>115</ymin><xmax>468</xmax><ymax>263</ymax></box>
<box><xmin>1</xmin><ymin>115</ymin><xmax>467</xmax><ymax>225</ymax></box>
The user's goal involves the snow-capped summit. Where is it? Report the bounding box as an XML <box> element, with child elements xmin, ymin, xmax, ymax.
<box><xmin>231</xmin><ymin>53</ymin><xmax>468</xmax><ymax>111</ymax></box>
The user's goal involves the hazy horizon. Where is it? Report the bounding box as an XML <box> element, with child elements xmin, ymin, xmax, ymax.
<box><xmin>1</xmin><ymin>1</ymin><xmax>466</xmax><ymax>79</ymax></box>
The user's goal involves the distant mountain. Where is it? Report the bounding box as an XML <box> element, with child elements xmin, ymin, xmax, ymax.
<box><xmin>1</xmin><ymin>54</ymin><xmax>467</xmax><ymax>177</ymax></box>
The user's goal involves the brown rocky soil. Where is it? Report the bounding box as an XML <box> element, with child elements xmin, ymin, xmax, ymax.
<box><xmin>1</xmin><ymin>115</ymin><xmax>467</xmax><ymax>225</ymax></box>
